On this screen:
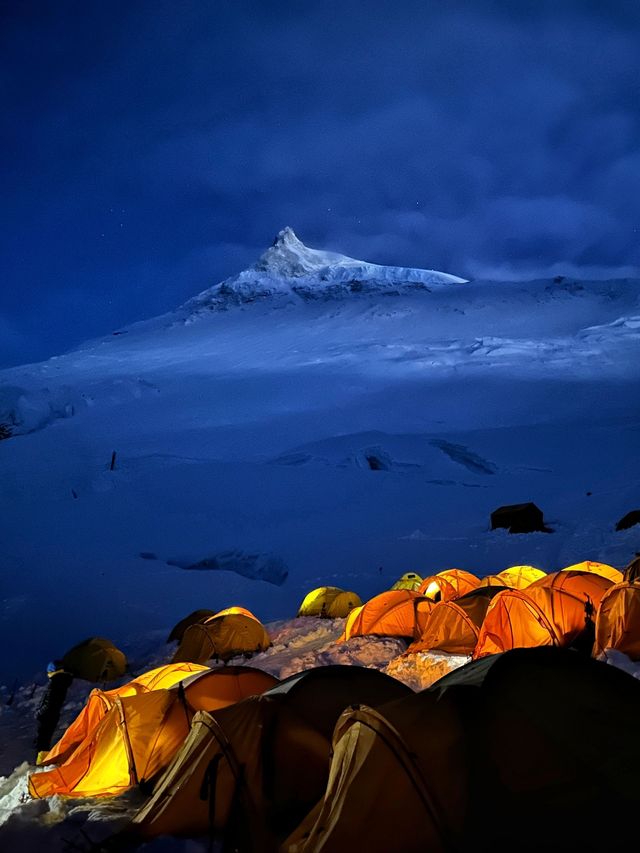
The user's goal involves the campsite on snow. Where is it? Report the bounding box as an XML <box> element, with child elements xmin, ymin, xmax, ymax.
<box><xmin>0</xmin><ymin>228</ymin><xmax>639</xmax><ymax>850</ymax></box>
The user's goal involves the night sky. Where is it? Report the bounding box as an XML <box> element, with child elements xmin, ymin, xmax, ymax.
<box><xmin>2</xmin><ymin>0</ymin><xmax>639</xmax><ymax>366</ymax></box>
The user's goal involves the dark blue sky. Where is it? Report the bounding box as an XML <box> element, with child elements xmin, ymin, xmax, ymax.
<box><xmin>2</xmin><ymin>0</ymin><xmax>639</xmax><ymax>366</ymax></box>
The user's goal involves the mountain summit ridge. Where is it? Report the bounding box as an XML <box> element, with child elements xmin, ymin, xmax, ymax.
<box><xmin>179</xmin><ymin>227</ymin><xmax>467</xmax><ymax>318</ymax></box>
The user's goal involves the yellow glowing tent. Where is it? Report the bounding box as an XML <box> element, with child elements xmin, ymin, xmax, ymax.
<box><xmin>561</xmin><ymin>560</ymin><xmax>622</xmax><ymax>584</ymax></box>
<box><xmin>390</xmin><ymin>572</ymin><xmax>423</xmax><ymax>592</ymax></box>
<box><xmin>418</xmin><ymin>569</ymin><xmax>480</xmax><ymax>601</ymax></box>
<box><xmin>297</xmin><ymin>587</ymin><xmax>362</xmax><ymax>617</ymax></box>
<box><xmin>29</xmin><ymin>666</ymin><xmax>278</xmax><ymax>799</ymax></box>
<box><xmin>38</xmin><ymin>662</ymin><xmax>209</xmax><ymax>768</ymax></box>
<box><xmin>172</xmin><ymin>611</ymin><xmax>270</xmax><ymax>664</ymax></box>
<box><xmin>496</xmin><ymin>565</ymin><xmax>546</xmax><ymax>588</ymax></box>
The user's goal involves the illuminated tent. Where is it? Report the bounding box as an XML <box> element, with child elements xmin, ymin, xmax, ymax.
<box><xmin>283</xmin><ymin>648</ymin><xmax>640</xmax><ymax>853</ymax></box>
<box><xmin>594</xmin><ymin>581</ymin><xmax>640</xmax><ymax>660</ymax></box>
<box><xmin>478</xmin><ymin>574</ymin><xmax>509</xmax><ymax>588</ymax></box>
<box><xmin>473</xmin><ymin>586</ymin><xmax>595</xmax><ymax>659</ymax></box>
<box><xmin>297</xmin><ymin>587</ymin><xmax>362</xmax><ymax>618</ymax></box>
<box><xmin>408</xmin><ymin>586</ymin><xmax>506</xmax><ymax>656</ymax></box>
<box><xmin>339</xmin><ymin>590</ymin><xmax>433</xmax><ymax>641</ymax></box>
<box><xmin>128</xmin><ymin>665</ymin><xmax>411</xmax><ymax>847</ymax></box>
<box><xmin>38</xmin><ymin>662</ymin><xmax>209</xmax><ymax>768</ymax></box>
<box><xmin>167</xmin><ymin>610</ymin><xmax>216</xmax><ymax>643</ymax></box>
<box><xmin>29</xmin><ymin>666</ymin><xmax>277</xmax><ymax>800</ymax></box>
<box><xmin>61</xmin><ymin>637</ymin><xmax>127</xmax><ymax>683</ymax></box>
<box><xmin>560</xmin><ymin>560</ymin><xmax>623</xmax><ymax>584</ymax></box>
<box><xmin>495</xmin><ymin>565</ymin><xmax>546</xmax><ymax>588</ymax></box>
<box><xmin>390</xmin><ymin>572</ymin><xmax>423</xmax><ymax>592</ymax></box>
<box><xmin>172</xmin><ymin>611</ymin><xmax>270</xmax><ymax>664</ymax></box>
<box><xmin>530</xmin><ymin>569</ymin><xmax>613</xmax><ymax>610</ymax></box>
<box><xmin>417</xmin><ymin>569</ymin><xmax>480</xmax><ymax>602</ymax></box>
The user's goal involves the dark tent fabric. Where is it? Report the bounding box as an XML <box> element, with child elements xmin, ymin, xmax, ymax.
<box><xmin>616</xmin><ymin>510</ymin><xmax>640</xmax><ymax>532</ymax></box>
<box><xmin>61</xmin><ymin>638</ymin><xmax>127</xmax><ymax>683</ymax></box>
<box><xmin>284</xmin><ymin>648</ymin><xmax>640</xmax><ymax>853</ymax></box>
<box><xmin>167</xmin><ymin>609</ymin><xmax>216</xmax><ymax>643</ymax></box>
<box><xmin>490</xmin><ymin>502</ymin><xmax>549</xmax><ymax>534</ymax></box>
<box><xmin>128</xmin><ymin>665</ymin><xmax>412</xmax><ymax>849</ymax></box>
<box><xmin>624</xmin><ymin>554</ymin><xmax>640</xmax><ymax>583</ymax></box>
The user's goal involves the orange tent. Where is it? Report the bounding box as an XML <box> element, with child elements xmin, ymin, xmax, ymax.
<box><xmin>38</xmin><ymin>662</ymin><xmax>209</xmax><ymax>768</ymax></box>
<box><xmin>408</xmin><ymin>586</ymin><xmax>506</xmax><ymax>656</ymax></box>
<box><xmin>495</xmin><ymin>565</ymin><xmax>546</xmax><ymax>588</ymax></box>
<box><xmin>418</xmin><ymin>569</ymin><xmax>480</xmax><ymax>601</ymax></box>
<box><xmin>29</xmin><ymin>666</ymin><xmax>277</xmax><ymax>800</ymax></box>
<box><xmin>561</xmin><ymin>561</ymin><xmax>623</xmax><ymax>584</ymax></box>
<box><xmin>478</xmin><ymin>575</ymin><xmax>509</xmax><ymax>588</ymax></box>
<box><xmin>473</xmin><ymin>586</ymin><xmax>595</xmax><ymax>659</ymax></box>
<box><xmin>594</xmin><ymin>582</ymin><xmax>640</xmax><ymax>660</ymax></box>
<box><xmin>530</xmin><ymin>570</ymin><xmax>613</xmax><ymax>610</ymax></box>
<box><xmin>340</xmin><ymin>590</ymin><xmax>433</xmax><ymax>642</ymax></box>
<box><xmin>172</xmin><ymin>611</ymin><xmax>270</xmax><ymax>664</ymax></box>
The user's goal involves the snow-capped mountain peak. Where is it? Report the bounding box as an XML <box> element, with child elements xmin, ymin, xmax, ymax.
<box><xmin>255</xmin><ymin>227</ymin><xmax>356</xmax><ymax>277</ymax></box>
<box><xmin>179</xmin><ymin>227</ymin><xmax>467</xmax><ymax>318</ymax></box>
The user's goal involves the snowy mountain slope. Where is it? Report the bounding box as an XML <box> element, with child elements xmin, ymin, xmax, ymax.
<box><xmin>0</xmin><ymin>230</ymin><xmax>639</xmax><ymax>684</ymax></box>
<box><xmin>178</xmin><ymin>226</ymin><xmax>467</xmax><ymax>317</ymax></box>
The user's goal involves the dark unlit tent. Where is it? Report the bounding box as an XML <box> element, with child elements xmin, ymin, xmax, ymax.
<box><xmin>285</xmin><ymin>647</ymin><xmax>640</xmax><ymax>852</ymax></box>
<box><xmin>490</xmin><ymin>501</ymin><xmax>549</xmax><ymax>534</ymax></box>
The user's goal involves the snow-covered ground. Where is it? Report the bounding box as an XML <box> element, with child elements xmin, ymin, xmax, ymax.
<box><xmin>0</xmin><ymin>228</ymin><xmax>639</xmax><ymax>845</ymax></box>
<box><xmin>0</xmin><ymin>228</ymin><xmax>639</xmax><ymax>688</ymax></box>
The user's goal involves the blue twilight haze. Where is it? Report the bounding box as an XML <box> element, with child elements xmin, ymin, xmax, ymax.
<box><xmin>1</xmin><ymin>0</ymin><xmax>639</xmax><ymax>366</ymax></box>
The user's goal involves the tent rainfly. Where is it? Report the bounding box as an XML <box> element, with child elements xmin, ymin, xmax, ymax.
<box><xmin>417</xmin><ymin>569</ymin><xmax>480</xmax><ymax>602</ymax></box>
<box><xmin>339</xmin><ymin>590</ymin><xmax>433</xmax><ymax>642</ymax></box>
<box><xmin>38</xmin><ymin>662</ymin><xmax>209</xmax><ymax>768</ymax></box>
<box><xmin>408</xmin><ymin>586</ymin><xmax>506</xmax><ymax>656</ymax></box>
<box><xmin>29</xmin><ymin>667</ymin><xmax>278</xmax><ymax>800</ymax></box>
<box><xmin>172</xmin><ymin>611</ymin><xmax>270</xmax><ymax>664</ymax></box>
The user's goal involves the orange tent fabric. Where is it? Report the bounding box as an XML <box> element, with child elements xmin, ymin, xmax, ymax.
<box><xmin>409</xmin><ymin>587</ymin><xmax>505</xmax><ymax>656</ymax></box>
<box><xmin>594</xmin><ymin>582</ymin><xmax>640</xmax><ymax>660</ymax></box>
<box><xmin>561</xmin><ymin>561</ymin><xmax>623</xmax><ymax>584</ymax></box>
<box><xmin>340</xmin><ymin>590</ymin><xmax>432</xmax><ymax>642</ymax></box>
<box><xmin>29</xmin><ymin>667</ymin><xmax>277</xmax><ymax>800</ymax></box>
<box><xmin>530</xmin><ymin>570</ymin><xmax>613</xmax><ymax>610</ymax></box>
<box><xmin>478</xmin><ymin>575</ymin><xmax>509</xmax><ymax>588</ymax></box>
<box><xmin>418</xmin><ymin>569</ymin><xmax>480</xmax><ymax>602</ymax></box>
<box><xmin>172</xmin><ymin>612</ymin><xmax>270</xmax><ymax>664</ymax></box>
<box><xmin>473</xmin><ymin>586</ymin><xmax>593</xmax><ymax>659</ymax></box>
<box><xmin>39</xmin><ymin>662</ymin><xmax>209</xmax><ymax>768</ymax></box>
